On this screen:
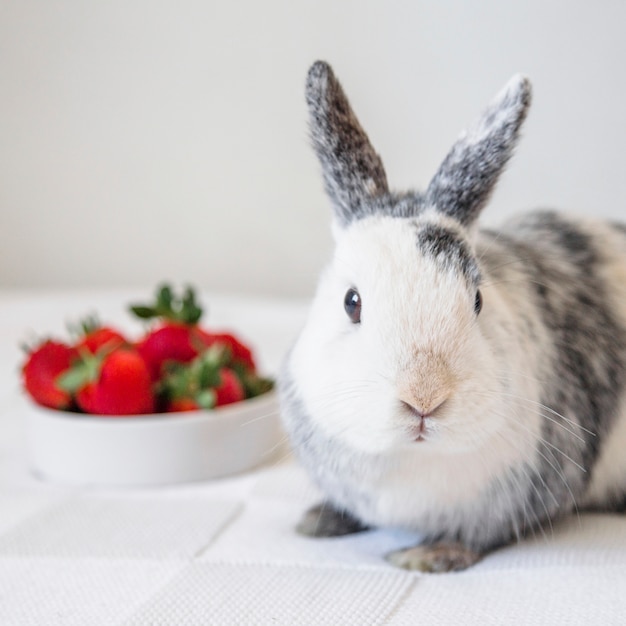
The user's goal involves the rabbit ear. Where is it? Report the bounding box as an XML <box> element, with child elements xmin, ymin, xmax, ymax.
<box><xmin>426</xmin><ymin>75</ymin><xmax>532</xmax><ymax>227</ymax></box>
<box><xmin>306</xmin><ymin>61</ymin><xmax>389</xmax><ymax>226</ymax></box>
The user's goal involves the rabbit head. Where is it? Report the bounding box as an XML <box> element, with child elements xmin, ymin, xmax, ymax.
<box><xmin>286</xmin><ymin>62</ymin><xmax>533</xmax><ymax>457</ymax></box>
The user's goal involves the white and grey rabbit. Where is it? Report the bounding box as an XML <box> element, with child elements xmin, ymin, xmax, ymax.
<box><xmin>279</xmin><ymin>61</ymin><xmax>626</xmax><ymax>573</ymax></box>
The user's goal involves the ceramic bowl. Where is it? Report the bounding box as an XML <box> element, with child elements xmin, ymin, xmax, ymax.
<box><xmin>24</xmin><ymin>391</ymin><xmax>282</xmax><ymax>487</ymax></box>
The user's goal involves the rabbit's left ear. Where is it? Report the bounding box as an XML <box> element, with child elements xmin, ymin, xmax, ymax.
<box><xmin>306</xmin><ymin>61</ymin><xmax>389</xmax><ymax>227</ymax></box>
<box><xmin>426</xmin><ymin>75</ymin><xmax>532</xmax><ymax>227</ymax></box>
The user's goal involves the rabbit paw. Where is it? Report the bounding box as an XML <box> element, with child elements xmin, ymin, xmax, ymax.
<box><xmin>296</xmin><ymin>503</ymin><xmax>369</xmax><ymax>537</ymax></box>
<box><xmin>386</xmin><ymin>542</ymin><xmax>482</xmax><ymax>573</ymax></box>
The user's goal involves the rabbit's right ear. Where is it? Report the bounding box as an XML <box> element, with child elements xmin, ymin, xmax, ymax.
<box><xmin>306</xmin><ymin>61</ymin><xmax>389</xmax><ymax>227</ymax></box>
<box><xmin>425</xmin><ymin>75</ymin><xmax>532</xmax><ymax>228</ymax></box>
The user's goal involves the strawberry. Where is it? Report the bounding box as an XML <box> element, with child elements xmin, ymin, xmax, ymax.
<box><xmin>20</xmin><ymin>283</ymin><xmax>272</xmax><ymax>416</ymax></box>
<box><xmin>77</xmin><ymin>327</ymin><xmax>127</xmax><ymax>354</ymax></box>
<box><xmin>213</xmin><ymin>367</ymin><xmax>245</xmax><ymax>406</ymax></box>
<box><xmin>158</xmin><ymin>347</ymin><xmax>244</xmax><ymax>412</ymax></box>
<box><xmin>136</xmin><ymin>323</ymin><xmax>206</xmax><ymax>381</ymax></box>
<box><xmin>166</xmin><ymin>397</ymin><xmax>201</xmax><ymax>413</ymax></box>
<box><xmin>198</xmin><ymin>331</ymin><xmax>256</xmax><ymax>372</ymax></box>
<box><xmin>131</xmin><ymin>285</ymin><xmax>209</xmax><ymax>380</ymax></box>
<box><xmin>61</xmin><ymin>347</ymin><xmax>155</xmax><ymax>415</ymax></box>
<box><xmin>70</xmin><ymin>315</ymin><xmax>127</xmax><ymax>354</ymax></box>
<box><xmin>130</xmin><ymin>284</ymin><xmax>258</xmax><ymax>377</ymax></box>
<box><xmin>22</xmin><ymin>340</ymin><xmax>77</xmax><ymax>409</ymax></box>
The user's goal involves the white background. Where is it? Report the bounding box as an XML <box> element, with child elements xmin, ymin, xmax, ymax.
<box><xmin>1</xmin><ymin>0</ymin><xmax>625</xmax><ymax>297</ymax></box>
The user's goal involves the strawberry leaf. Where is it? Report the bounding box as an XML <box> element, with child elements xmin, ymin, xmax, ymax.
<box><xmin>65</xmin><ymin>313</ymin><xmax>100</xmax><ymax>341</ymax></box>
<box><xmin>129</xmin><ymin>284</ymin><xmax>204</xmax><ymax>325</ymax></box>
<box><xmin>56</xmin><ymin>351</ymin><xmax>102</xmax><ymax>393</ymax></box>
<box><xmin>56</xmin><ymin>367</ymin><xmax>90</xmax><ymax>394</ymax></box>
<box><xmin>80</xmin><ymin>314</ymin><xmax>101</xmax><ymax>335</ymax></box>
<box><xmin>197</xmin><ymin>359</ymin><xmax>220</xmax><ymax>389</ymax></box>
<box><xmin>130</xmin><ymin>306</ymin><xmax>158</xmax><ymax>319</ymax></box>
<box><xmin>181</xmin><ymin>287</ymin><xmax>203</xmax><ymax>324</ymax></box>
<box><xmin>156</xmin><ymin>284</ymin><xmax>173</xmax><ymax>313</ymax></box>
<box><xmin>241</xmin><ymin>372</ymin><xmax>275</xmax><ymax>399</ymax></box>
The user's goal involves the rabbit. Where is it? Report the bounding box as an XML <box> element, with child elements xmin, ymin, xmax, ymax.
<box><xmin>278</xmin><ymin>60</ymin><xmax>626</xmax><ymax>573</ymax></box>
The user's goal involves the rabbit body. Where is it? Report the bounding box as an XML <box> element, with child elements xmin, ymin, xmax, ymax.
<box><xmin>280</xmin><ymin>62</ymin><xmax>626</xmax><ymax>570</ymax></box>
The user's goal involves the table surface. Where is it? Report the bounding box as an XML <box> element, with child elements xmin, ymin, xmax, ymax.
<box><xmin>1</xmin><ymin>289</ymin><xmax>625</xmax><ymax>625</ymax></box>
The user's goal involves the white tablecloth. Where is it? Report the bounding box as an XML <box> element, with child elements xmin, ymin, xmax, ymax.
<box><xmin>1</xmin><ymin>289</ymin><xmax>625</xmax><ymax>625</ymax></box>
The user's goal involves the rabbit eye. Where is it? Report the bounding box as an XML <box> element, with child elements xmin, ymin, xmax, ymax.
<box><xmin>474</xmin><ymin>289</ymin><xmax>483</xmax><ymax>315</ymax></box>
<box><xmin>344</xmin><ymin>288</ymin><xmax>362</xmax><ymax>323</ymax></box>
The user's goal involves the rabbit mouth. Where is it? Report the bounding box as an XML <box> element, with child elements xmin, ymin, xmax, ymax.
<box><xmin>399</xmin><ymin>403</ymin><xmax>429</xmax><ymax>442</ymax></box>
<box><xmin>399</xmin><ymin>399</ymin><xmax>448</xmax><ymax>442</ymax></box>
<box><xmin>414</xmin><ymin>419</ymin><xmax>427</xmax><ymax>442</ymax></box>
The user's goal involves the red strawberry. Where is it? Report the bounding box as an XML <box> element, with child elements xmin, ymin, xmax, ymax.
<box><xmin>166</xmin><ymin>398</ymin><xmax>201</xmax><ymax>413</ymax></box>
<box><xmin>129</xmin><ymin>284</ymin><xmax>257</xmax><ymax>375</ymax></box>
<box><xmin>71</xmin><ymin>348</ymin><xmax>155</xmax><ymax>415</ymax></box>
<box><xmin>214</xmin><ymin>368</ymin><xmax>245</xmax><ymax>406</ymax></box>
<box><xmin>130</xmin><ymin>284</ymin><xmax>217</xmax><ymax>380</ymax></box>
<box><xmin>75</xmin><ymin>382</ymin><xmax>98</xmax><ymax>414</ymax></box>
<box><xmin>76</xmin><ymin>326</ymin><xmax>127</xmax><ymax>354</ymax></box>
<box><xmin>158</xmin><ymin>351</ymin><xmax>245</xmax><ymax>412</ymax></box>
<box><xmin>198</xmin><ymin>331</ymin><xmax>256</xmax><ymax>372</ymax></box>
<box><xmin>22</xmin><ymin>340</ymin><xmax>76</xmax><ymax>409</ymax></box>
<box><xmin>136</xmin><ymin>323</ymin><xmax>206</xmax><ymax>381</ymax></box>
<box><xmin>70</xmin><ymin>316</ymin><xmax>127</xmax><ymax>355</ymax></box>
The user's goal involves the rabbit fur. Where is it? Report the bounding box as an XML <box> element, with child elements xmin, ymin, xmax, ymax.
<box><xmin>279</xmin><ymin>61</ymin><xmax>626</xmax><ymax>572</ymax></box>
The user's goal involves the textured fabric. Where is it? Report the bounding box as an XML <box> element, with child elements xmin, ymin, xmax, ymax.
<box><xmin>389</xmin><ymin>566</ymin><xmax>626</xmax><ymax>626</ymax></box>
<box><xmin>2</xmin><ymin>290</ymin><xmax>626</xmax><ymax>625</ymax></box>
<box><xmin>125</xmin><ymin>563</ymin><xmax>414</xmax><ymax>625</ymax></box>
<box><xmin>0</xmin><ymin>496</ymin><xmax>242</xmax><ymax>559</ymax></box>
<box><xmin>0</xmin><ymin>558</ymin><xmax>184</xmax><ymax>626</ymax></box>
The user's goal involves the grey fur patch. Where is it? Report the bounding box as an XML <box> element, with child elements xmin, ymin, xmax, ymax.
<box><xmin>370</xmin><ymin>191</ymin><xmax>426</xmax><ymax>220</ymax></box>
<box><xmin>481</xmin><ymin>211</ymin><xmax>626</xmax><ymax>529</ymax></box>
<box><xmin>296</xmin><ymin>502</ymin><xmax>369</xmax><ymax>537</ymax></box>
<box><xmin>334</xmin><ymin>190</ymin><xmax>427</xmax><ymax>224</ymax></box>
<box><xmin>416</xmin><ymin>224</ymin><xmax>481</xmax><ymax>285</ymax></box>
<box><xmin>306</xmin><ymin>63</ymin><xmax>531</xmax><ymax>231</ymax></box>
<box><xmin>426</xmin><ymin>75</ymin><xmax>532</xmax><ymax>227</ymax></box>
<box><xmin>306</xmin><ymin>61</ymin><xmax>389</xmax><ymax>226</ymax></box>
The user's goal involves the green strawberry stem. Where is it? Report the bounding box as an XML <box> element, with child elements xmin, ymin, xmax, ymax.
<box><xmin>129</xmin><ymin>284</ymin><xmax>203</xmax><ymax>325</ymax></box>
<box><xmin>156</xmin><ymin>345</ymin><xmax>224</xmax><ymax>408</ymax></box>
<box><xmin>56</xmin><ymin>347</ymin><xmax>104</xmax><ymax>394</ymax></box>
<box><xmin>156</xmin><ymin>343</ymin><xmax>274</xmax><ymax>409</ymax></box>
<box><xmin>65</xmin><ymin>314</ymin><xmax>101</xmax><ymax>342</ymax></box>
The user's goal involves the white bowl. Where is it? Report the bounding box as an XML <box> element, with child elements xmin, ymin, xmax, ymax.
<box><xmin>25</xmin><ymin>391</ymin><xmax>282</xmax><ymax>487</ymax></box>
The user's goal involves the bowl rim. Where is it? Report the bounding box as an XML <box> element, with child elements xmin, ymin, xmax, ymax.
<box><xmin>24</xmin><ymin>389</ymin><xmax>282</xmax><ymax>485</ymax></box>
<box><xmin>24</xmin><ymin>388</ymin><xmax>278</xmax><ymax>425</ymax></box>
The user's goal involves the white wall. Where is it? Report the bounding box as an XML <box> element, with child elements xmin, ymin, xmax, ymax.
<box><xmin>1</xmin><ymin>1</ymin><xmax>625</xmax><ymax>297</ymax></box>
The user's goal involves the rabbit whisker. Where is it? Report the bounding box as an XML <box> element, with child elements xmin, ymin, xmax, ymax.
<box><xmin>473</xmin><ymin>389</ymin><xmax>593</xmax><ymax>442</ymax></box>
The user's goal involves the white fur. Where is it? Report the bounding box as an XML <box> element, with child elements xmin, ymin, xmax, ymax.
<box><xmin>286</xmin><ymin>64</ymin><xmax>626</xmax><ymax>557</ymax></box>
<box><xmin>289</xmin><ymin>214</ymin><xmax>546</xmax><ymax>532</ymax></box>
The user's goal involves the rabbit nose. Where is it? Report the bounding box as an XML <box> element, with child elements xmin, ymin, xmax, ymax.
<box><xmin>396</xmin><ymin>353</ymin><xmax>453</xmax><ymax>419</ymax></box>
<box><xmin>399</xmin><ymin>397</ymin><xmax>447</xmax><ymax>419</ymax></box>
